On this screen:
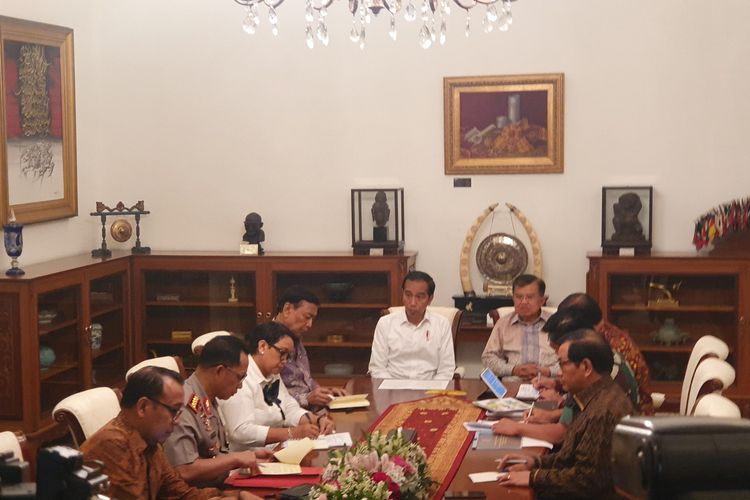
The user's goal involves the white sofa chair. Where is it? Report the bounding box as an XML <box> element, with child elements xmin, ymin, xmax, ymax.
<box><xmin>53</xmin><ymin>387</ymin><xmax>121</xmax><ymax>448</ymax></box>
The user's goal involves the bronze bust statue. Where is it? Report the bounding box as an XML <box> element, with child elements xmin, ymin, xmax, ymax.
<box><xmin>242</xmin><ymin>212</ymin><xmax>265</xmax><ymax>254</ymax></box>
<box><xmin>611</xmin><ymin>192</ymin><xmax>645</xmax><ymax>243</ymax></box>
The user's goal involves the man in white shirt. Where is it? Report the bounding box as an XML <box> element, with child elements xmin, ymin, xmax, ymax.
<box><xmin>368</xmin><ymin>271</ymin><xmax>455</xmax><ymax>380</ymax></box>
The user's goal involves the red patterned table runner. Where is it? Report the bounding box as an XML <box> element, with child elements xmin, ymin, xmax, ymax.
<box><xmin>368</xmin><ymin>395</ymin><xmax>482</xmax><ymax>499</ymax></box>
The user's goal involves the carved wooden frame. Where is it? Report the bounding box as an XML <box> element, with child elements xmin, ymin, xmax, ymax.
<box><xmin>0</xmin><ymin>16</ymin><xmax>77</xmax><ymax>224</ymax></box>
<box><xmin>444</xmin><ymin>73</ymin><xmax>564</xmax><ymax>174</ymax></box>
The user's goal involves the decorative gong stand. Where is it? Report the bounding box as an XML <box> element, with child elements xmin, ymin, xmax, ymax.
<box><xmin>90</xmin><ymin>201</ymin><xmax>151</xmax><ymax>257</ymax></box>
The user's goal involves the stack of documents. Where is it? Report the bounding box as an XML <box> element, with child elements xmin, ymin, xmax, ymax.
<box><xmin>463</xmin><ymin>420</ymin><xmax>495</xmax><ymax>432</ymax></box>
<box><xmin>281</xmin><ymin>432</ymin><xmax>354</xmax><ymax>451</ymax></box>
<box><xmin>472</xmin><ymin>433</ymin><xmax>553</xmax><ymax>450</ymax></box>
<box><xmin>472</xmin><ymin>397</ymin><xmax>531</xmax><ymax>415</ymax></box>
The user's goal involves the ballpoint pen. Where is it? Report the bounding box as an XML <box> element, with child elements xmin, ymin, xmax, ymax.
<box><xmin>524</xmin><ymin>401</ymin><xmax>535</xmax><ymax>424</ymax></box>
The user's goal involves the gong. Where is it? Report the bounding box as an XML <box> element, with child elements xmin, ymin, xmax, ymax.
<box><xmin>476</xmin><ymin>233</ymin><xmax>528</xmax><ymax>290</ymax></box>
<box><xmin>110</xmin><ymin>219</ymin><xmax>133</xmax><ymax>243</ymax></box>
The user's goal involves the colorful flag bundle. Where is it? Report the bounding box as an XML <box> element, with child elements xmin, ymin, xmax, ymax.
<box><xmin>693</xmin><ymin>197</ymin><xmax>750</xmax><ymax>250</ymax></box>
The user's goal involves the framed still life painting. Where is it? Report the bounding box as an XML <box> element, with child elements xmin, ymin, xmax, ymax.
<box><xmin>444</xmin><ymin>73</ymin><xmax>564</xmax><ymax>175</ymax></box>
<box><xmin>0</xmin><ymin>16</ymin><xmax>77</xmax><ymax>224</ymax></box>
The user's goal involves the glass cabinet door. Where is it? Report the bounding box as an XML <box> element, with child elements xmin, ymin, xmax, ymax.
<box><xmin>90</xmin><ymin>272</ymin><xmax>128</xmax><ymax>387</ymax></box>
<box><xmin>142</xmin><ymin>270</ymin><xmax>257</xmax><ymax>371</ymax></box>
<box><xmin>607</xmin><ymin>272</ymin><xmax>739</xmax><ymax>385</ymax></box>
<box><xmin>38</xmin><ymin>285</ymin><xmax>82</xmax><ymax>416</ymax></box>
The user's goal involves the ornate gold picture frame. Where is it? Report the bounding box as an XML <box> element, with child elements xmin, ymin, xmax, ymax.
<box><xmin>0</xmin><ymin>16</ymin><xmax>77</xmax><ymax>224</ymax></box>
<box><xmin>444</xmin><ymin>73</ymin><xmax>564</xmax><ymax>175</ymax></box>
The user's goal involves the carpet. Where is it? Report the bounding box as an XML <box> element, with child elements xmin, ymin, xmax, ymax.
<box><xmin>368</xmin><ymin>395</ymin><xmax>483</xmax><ymax>499</ymax></box>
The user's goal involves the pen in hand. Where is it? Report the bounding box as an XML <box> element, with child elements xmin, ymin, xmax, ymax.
<box><xmin>523</xmin><ymin>401</ymin><xmax>535</xmax><ymax>424</ymax></box>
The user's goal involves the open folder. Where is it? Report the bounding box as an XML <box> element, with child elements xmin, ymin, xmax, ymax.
<box><xmin>225</xmin><ymin>466</ymin><xmax>324</xmax><ymax>489</ymax></box>
<box><xmin>327</xmin><ymin>393</ymin><xmax>370</xmax><ymax>410</ymax></box>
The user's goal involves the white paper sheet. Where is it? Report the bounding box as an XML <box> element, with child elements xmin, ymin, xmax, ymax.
<box><xmin>521</xmin><ymin>436</ymin><xmax>554</xmax><ymax>449</ymax></box>
<box><xmin>312</xmin><ymin>432</ymin><xmax>353</xmax><ymax>450</ymax></box>
<box><xmin>273</xmin><ymin>437</ymin><xmax>314</xmax><ymax>464</ymax></box>
<box><xmin>378</xmin><ymin>379</ymin><xmax>451</xmax><ymax>391</ymax></box>
<box><xmin>516</xmin><ymin>384</ymin><xmax>540</xmax><ymax>400</ymax></box>
<box><xmin>258</xmin><ymin>463</ymin><xmax>302</xmax><ymax>475</ymax></box>
<box><xmin>469</xmin><ymin>471</ymin><xmax>508</xmax><ymax>483</ymax></box>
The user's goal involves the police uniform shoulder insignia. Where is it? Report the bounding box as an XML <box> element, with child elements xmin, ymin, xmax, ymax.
<box><xmin>188</xmin><ymin>394</ymin><xmax>201</xmax><ymax>414</ymax></box>
<box><xmin>203</xmin><ymin>398</ymin><xmax>213</xmax><ymax>417</ymax></box>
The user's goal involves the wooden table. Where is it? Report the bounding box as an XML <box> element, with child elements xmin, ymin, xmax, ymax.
<box><xmin>241</xmin><ymin>377</ymin><xmax>537</xmax><ymax>498</ymax></box>
<box><xmin>322</xmin><ymin>377</ymin><xmax>537</xmax><ymax>500</ymax></box>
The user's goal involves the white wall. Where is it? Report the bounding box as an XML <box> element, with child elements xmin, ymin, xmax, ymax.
<box><xmin>3</xmin><ymin>0</ymin><xmax>750</xmax><ymax>308</ymax></box>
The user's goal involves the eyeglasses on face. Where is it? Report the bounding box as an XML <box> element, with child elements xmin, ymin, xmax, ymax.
<box><xmin>147</xmin><ymin>397</ymin><xmax>183</xmax><ymax>419</ymax></box>
<box><xmin>222</xmin><ymin>365</ymin><xmax>247</xmax><ymax>382</ymax></box>
<box><xmin>513</xmin><ymin>293</ymin><xmax>542</xmax><ymax>303</ymax></box>
<box><xmin>269</xmin><ymin>344</ymin><xmax>291</xmax><ymax>361</ymax></box>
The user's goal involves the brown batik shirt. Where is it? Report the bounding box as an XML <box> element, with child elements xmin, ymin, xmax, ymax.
<box><xmin>599</xmin><ymin>321</ymin><xmax>655</xmax><ymax>415</ymax></box>
<box><xmin>81</xmin><ymin>414</ymin><xmax>219</xmax><ymax>499</ymax></box>
<box><xmin>530</xmin><ymin>375</ymin><xmax>633</xmax><ymax>499</ymax></box>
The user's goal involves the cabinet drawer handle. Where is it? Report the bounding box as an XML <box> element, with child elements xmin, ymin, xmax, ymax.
<box><xmin>265</xmin><ymin>312</ymin><xmax>272</xmax><ymax>320</ymax></box>
<box><xmin>256</xmin><ymin>312</ymin><xmax>263</xmax><ymax>319</ymax></box>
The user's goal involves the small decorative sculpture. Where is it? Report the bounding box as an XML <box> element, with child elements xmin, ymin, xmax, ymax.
<box><xmin>228</xmin><ymin>275</ymin><xmax>238</xmax><ymax>303</ymax></box>
<box><xmin>39</xmin><ymin>345</ymin><xmax>56</xmax><ymax>370</ymax></box>
<box><xmin>371</xmin><ymin>191</ymin><xmax>390</xmax><ymax>242</ymax></box>
<box><xmin>242</xmin><ymin>212</ymin><xmax>265</xmax><ymax>254</ymax></box>
<box><xmin>652</xmin><ymin>318</ymin><xmax>690</xmax><ymax>346</ymax></box>
<box><xmin>648</xmin><ymin>280</ymin><xmax>681</xmax><ymax>307</ymax></box>
<box><xmin>91</xmin><ymin>323</ymin><xmax>103</xmax><ymax>350</ymax></box>
<box><xmin>3</xmin><ymin>209</ymin><xmax>25</xmax><ymax>276</ymax></box>
<box><xmin>611</xmin><ymin>192</ymin><xmax>646</xmax><ymax>244</ymax></box>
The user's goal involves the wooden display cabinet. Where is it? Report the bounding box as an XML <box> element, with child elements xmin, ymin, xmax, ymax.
<box><xmin>0</xmin><ymin>251</ymin><xmax>414</xmax><ymax>438</ymax></box>
<box><xmin>0</xmin><ymin>253</ymin><xmax>131</xmax><ymax>438</ymax></box>
<box><xmin>587</xmin><ymin>253</ymin><xmax>749</xmax><ymax>414</ymax></box>
<box><xmin>132</xmin><ymin>252</ymin><xmax>416</xmax><ymax>376</ymax></box>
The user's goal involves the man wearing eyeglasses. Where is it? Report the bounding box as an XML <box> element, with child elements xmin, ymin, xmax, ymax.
<box><xmin>164</xmin><ymin>335</ymin><xmax>272</xmax><ymax>486</ymax></box>
<box><xmin>275</xmin><ymin>286</ymin><xmax>347</xmax><ymax>408</ymax></box>
<box><xmin>481</xmin><ymin>274</ymin><xmax>560</xmax><ymax>380</ymax></box>
<box><xmin>497</xmin><ymin>330</ymin><xmax>633</xmax><ymax>498</ymax></box>
<box><xmin>81</xmin><ymin>365</ymin><xmax>261</xmax><ymax>499</ymax></box>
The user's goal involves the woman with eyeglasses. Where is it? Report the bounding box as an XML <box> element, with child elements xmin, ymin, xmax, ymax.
<box><xmin>220</xmin><ymin>322</ymin><xmax>335</xmax><ymax>450</ymax></box>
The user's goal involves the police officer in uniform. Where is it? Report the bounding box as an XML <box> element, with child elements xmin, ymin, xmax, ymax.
<box><xmin>164</xmin><ymin>335</ymin><xmax>272</xmax><ymax>487</ymax></box>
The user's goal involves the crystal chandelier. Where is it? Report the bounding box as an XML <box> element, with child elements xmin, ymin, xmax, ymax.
<box><xmin>234</xmin><ymin>0</ymin><xmax>515</xmax><ymax>49</ymax></box>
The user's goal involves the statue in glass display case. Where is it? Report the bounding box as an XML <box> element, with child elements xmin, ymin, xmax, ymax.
<box><xmin>371</xmin><ymin>190</ymin><xmax>390</xmax><ymax>242</ymax></box>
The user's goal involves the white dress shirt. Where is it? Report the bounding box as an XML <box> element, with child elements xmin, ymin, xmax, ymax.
<box><xmin>219</xmin><ymin>355</ymin><xmax>308</xmax><ymax>450</ymax></box>
<box><xmin>368</xmin><ymin>310</ymin><xmax>455</xmax><ymax>380</ymax></box>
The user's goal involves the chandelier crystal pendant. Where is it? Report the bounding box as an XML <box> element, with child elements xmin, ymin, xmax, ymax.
<box><xmin>233</xmin><ymin>0</ymin><xmax>514</xmax><ymax>49</ymax></box>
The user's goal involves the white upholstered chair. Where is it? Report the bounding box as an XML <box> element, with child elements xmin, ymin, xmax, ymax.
<box><xmin>126</xmin><ymin>355</ymin><xmax>186</xmax><ymax>380</ymax></box>
<box><xmin>693</xmin><ymin>393</ymin><xmax>741</xmax><ymax>418</ymax></box>
<box><xmin>685</xmin><ymin>358</ymin><xmax>735</xmax><ymax>417</ymax></box>
<box><xmin>680</xmin><ymin>335</ymin><xmax>729</xmax><ymax>415</ymax></box>
<box><xmin>191</xmin><ymin>330</ymin><xmax>232</xmax><ymax>355</ymax></box>
<box><xmin>53</xmin><ymin>387</ymin><xmax>121</xmax><ymax>448</ymax></box>
<box><xmin>0</xmin><ymin>430</ymin><xmax>24</xmax><ymax>460</ymax></box>
<box><xmin>385</xmin><ymin>306</ymin><xmax>464</xmax><ymax>377</ymax></box>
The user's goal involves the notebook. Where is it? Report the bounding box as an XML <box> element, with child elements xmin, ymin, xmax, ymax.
<box><xmin>327</xmin><ymin>393</ymin><xmax>370</xmax><ymax>410</ymax></box>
